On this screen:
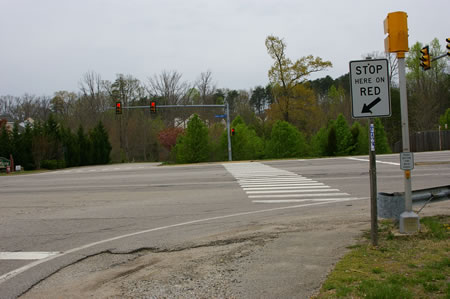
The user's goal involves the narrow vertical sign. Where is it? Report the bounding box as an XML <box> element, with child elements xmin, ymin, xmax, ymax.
<box><xmin>370</xmin><ymin>123</ymin><xmax>375</xmax><ymax>151</ymax></box>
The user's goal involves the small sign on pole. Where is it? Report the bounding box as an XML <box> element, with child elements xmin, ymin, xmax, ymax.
<box><xmin>400</xmin><ymin>152</ymin><xmax>414</xmax><ymax>170</ymax></box>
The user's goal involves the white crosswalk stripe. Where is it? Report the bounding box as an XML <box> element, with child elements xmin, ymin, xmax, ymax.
<box><xmin>223</xmin><ymin>162</ymin><xmax>362</xmax><ymax>204</ymax></box>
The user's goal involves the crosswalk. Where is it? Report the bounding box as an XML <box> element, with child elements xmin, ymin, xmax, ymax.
<box><xmin>223</xmin><ymin>162</ymin><xmax>362</xmax><ymax>204</ymax></box>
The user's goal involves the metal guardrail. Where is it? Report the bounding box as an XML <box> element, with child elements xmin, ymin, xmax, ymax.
<box><xmin>377</xmin><ymin>185</ymin><xmax>450</xmax><ymax>219</ymax></box>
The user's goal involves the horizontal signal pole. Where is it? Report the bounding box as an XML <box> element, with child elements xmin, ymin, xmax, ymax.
<box><xmin>431</xmin><ymin>53</ymin><xmax>448</xmax><ymax>62</ymax></box>
<box><xmin>113</xmin><ymin>104</ymin><xmax>226</xmax><ymax>109</ymax></box>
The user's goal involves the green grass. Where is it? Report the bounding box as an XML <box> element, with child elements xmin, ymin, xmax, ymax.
<box><xmin>313</xmin><ymin>215</ymin><xmax>450</xmax><ymax>299</ymax></box>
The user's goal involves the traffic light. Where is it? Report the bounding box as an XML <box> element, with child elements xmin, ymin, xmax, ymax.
<box><xmin>383</xmin><ymin>11</ymin><xmax>409</xmax><ymax>53</ymax></box>
<box><xmin>446</xmin><ymin>38</ymin><xmax>450</xmax><ymax>56</ymax></box>
<box><xmin>150</xmin><ymin>101</ymin><xmax>156</xmax><ymax>113</ymax></box>
<box><xmin>115</xmin><ymin>102</ymin><xmax>122</xmax><ymax>114</ymax></box>
<box><xmin>420</xmin><ymin>46</ymin><xmax>431</xmax><ymax>71</ymax></box>
<box><xmin>231</xmin><ymin>128</ymin><xmax>235</xmax><ymax>136</ymax></box>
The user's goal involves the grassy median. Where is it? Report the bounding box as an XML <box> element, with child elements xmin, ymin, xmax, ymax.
<box><xmin>313</xmin><ymin>215</ymin><xmax>450</xmax><ymax>299</ymax></box>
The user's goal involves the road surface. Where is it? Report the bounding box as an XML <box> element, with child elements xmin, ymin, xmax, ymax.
<box><xmin>0</xmin><ymin>151</ymin><xmax>449</xmax><ymax>298</ymax></box>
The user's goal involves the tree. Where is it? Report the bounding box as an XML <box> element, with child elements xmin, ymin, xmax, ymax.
<box><xmin>439</xmin><ymin>108</ymin><xmax>450</xmax><ymax>129</ymax></box>
<box><xmin>265</xmin><ymin>120</ymin><xmax>308</xmax><ymax>159</ymax></box>
<box><xmin>351</xmin><ymin>122</ymin><xmax>368</xmax><ymax>155</ymax></box>
<box><xmin>374</xmin><ymin>118</ymin><xmax>391</xmax><ymax>154</ymax></box>
<box><xmin>158</xmin><ymin>127</ymin><xmax>184</xmax><ymax>152</ymax></box>
<box><xmin>406</xmin><ymin>39</ymin><xmax>450</xmax><ymax>132</ymax></box>
<box><xmin>61</xmin><ymin>126</ymin><xmax>80</xmax><ymax>168</ymax></box>
<box><xmin>0</xmin><ymin>124</ymin><xmax>11</xmax><ymax>158</ymax></box>
<box><xmin>334</xmin><ymin>114</ymin><xmax>353</xmax><ymax>156</ymax></box>
<box><xmin>265</xmin><ymin>35</ymin><xmax>332</xmax><ymax>123</ymax></box>
<box><xmin>174</xmin><ymin>114</ymin><xmax>210</xmax><ymax>163</ymax></box>
<box><xmin>77</xmin><ymin>125</ymin><xmax>92</xmax><ymax>166</ymax></box>
<box><xmin>90</xmin><ymin>121</ymin><xmax>112</xmax><ymax>165</ymax></box>
<box><xmin>310</xmin><ymin>126</ymin><xmax>329</xmax><ymax>157</ymax></box>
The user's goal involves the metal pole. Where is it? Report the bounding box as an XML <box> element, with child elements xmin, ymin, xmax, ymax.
<box><xmin>226</xmin><ymin>101</ymin><xmax>232</xmax><ymax>161</ymax></box>
<box><xmin>369</xmin><ymin>119</ymin><xmax>378</xmax><ymax>246</ymax></box>
<box><xmin>398</xmin><ymin>56</ymin><xmax>412</xmax><ymax>212</ymax></box>
<box><xmin>398</xmin><ymin>54</ymin><xmax>419</xmax><ymax>233</ymax></box>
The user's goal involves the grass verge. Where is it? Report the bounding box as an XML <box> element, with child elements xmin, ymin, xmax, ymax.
<box><xmin>313</xmin><ymin>215</ymin><xmax>450</xmax><ymax>299</ymax></box>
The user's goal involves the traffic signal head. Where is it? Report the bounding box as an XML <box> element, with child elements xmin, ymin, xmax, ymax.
<box><xmin>115</xmin><ymin>102</ymin><xmax>122</xmax><ymax>114</ymax></box>
<box><xmin>150</xmin><ymin>101</ymin><xmax>156</xmax><ymax>113</ymax></box>
<box><xmin>383</xmin><ymin>11</ymin><xmax>409</xmax><ymax>53</ymax></box>
<box><xmin>231</xmin><ymin>128</ymin><xmax>235</xmax><ymax>136</ymax></box>
<box><xmin>420</xmin><ymin>46</ymin><xmax>431</xmax><ymax>71</ymax></box>
<box><xmin>446</xmin><ymin>38</ymin><xmax>450</xmax><ymax>56</ymax></box>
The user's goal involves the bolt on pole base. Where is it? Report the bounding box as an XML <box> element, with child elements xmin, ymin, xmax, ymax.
<box><xmin>399</xmin><ymin>211</ymin><xmax>420</xmax><ymax>234</ymax></box>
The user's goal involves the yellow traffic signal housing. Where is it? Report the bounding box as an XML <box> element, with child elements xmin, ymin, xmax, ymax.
<box><xmin>384</xmin><ymin>11</ymin><xmax>409</xmax><ymax>53</ymax></box>
<box><xmin>420</xmin><ymin>46</ymin><xmax>431</xmax><ymax>71</ymax></box>
<box><xmin>446</xmin><ymin>38</ymin><xmax>450</xmax><ymax>56</ymax></box>
<box><xmin>115</xmin><ymin>102</ymin><xmax>122</xmax><ymax>114</ymax></box>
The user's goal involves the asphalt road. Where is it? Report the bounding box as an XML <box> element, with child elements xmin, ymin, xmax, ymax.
<box><xmin>0</xmin><ymin>151</ymin><xmax>449</xmax><ymax>298</ymax></box>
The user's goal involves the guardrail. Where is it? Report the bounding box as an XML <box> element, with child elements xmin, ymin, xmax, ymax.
<box><xmin>377</xmin><ymin>185</ymin><xmax>450</xmax><ymax>219</ymax></box>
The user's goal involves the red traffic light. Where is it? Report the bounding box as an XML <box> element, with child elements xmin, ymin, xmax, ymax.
<box><xmin>231</xmin><ymin>128</ymin><xmax>235</xmax><ymax>136</ymax></box>
<box><xmin>115</xmin><ymin>102</ymin><xmax>122</xmax><ymax>114</ymax></box>
<box><xmin>150</xmin><ymin>101</ymin><xmax>156</xmax><ymax>113</ymax></box>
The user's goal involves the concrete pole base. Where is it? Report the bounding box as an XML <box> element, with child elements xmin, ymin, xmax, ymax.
<box><xmin>399</xmin><ymin>211</ymin><xmax>420</xmax><ymax>234</ymax></box>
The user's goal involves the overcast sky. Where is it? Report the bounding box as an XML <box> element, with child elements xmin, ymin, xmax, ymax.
<box><xmin>1</xmin><ymin>0</ymin><xmax>448</xmax><ymax>96</ymax></box>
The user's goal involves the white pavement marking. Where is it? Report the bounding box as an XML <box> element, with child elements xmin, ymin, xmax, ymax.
<box><xmin>0</xmin><ymin>198</ymin><xmax>362</xmax><ymax>285</ymax></box>
<box><xmin>243</xmin><ymin>185</ymin><xmax>330</xmax><ymax>191</ymax></box>
<box><xmin>240</xmin><ymin>183</ymin><xmax>323</xmax><ymax>188</ymax></box>
<box><xmin>0</xmin><ymin>252</ymin><xmax>60</xmax><ymax>260</ymax></box>
<box><xmin>252</xmin><ymin>197</ymin><xmax>366</xmax><ymax>204</ymax></box>
<box><xmin>346</xmin><ymin>157</ymin><xmax>400</xmax><ymax>166</ymax></box>
<box><xmin>246</xmin><ymin>189</ymin><xmax>340</xmax><ymax>194</ymax></box>
<box><xmin>222</xmin><ymin>162</ymin><xmax>352</xmax><ymax>205</ymax></box>
<box><xmin>248</xmin><ymin>193</ymin><xmax>349</xmax><ymax>198</ymax></box>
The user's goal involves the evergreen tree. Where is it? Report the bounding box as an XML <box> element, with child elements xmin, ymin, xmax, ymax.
<box><xmin>0</xmin><ymin>125</ymin><xmax>11</xmax><ymax>158</ymax></box>
<box><xmin>266</xmin><ymin>120</ymin><xmax>308</xmax><ymax>158</ymax></box>
<box><xmin>334</xmin><ymin>114</ymin><xmax>353</xmax><ymax>156</ymax></box>
<box><xmin>77</xmin><ymin>125</ymin><xmax>92</xmax><ymax>166</ymax></box>
<box><xmin>175</xmin><ymin>114</ymin><xmax>210</xmax><ymax>163</ymax></box>
<box><xmin>90</xmin><ymin>121</ymin><xmax>112</xmax><ymax>165</ymax></box>
<box><xmin>61</xmin><ymin>126</ymin><xmax>80</xmax><ymax>167</ymax></box>
<box><xmin>11</xmin><ymin>122</ymin><xmax>22</xmax><ymax>165</ymax></box>
<box><xmin>310</xmin><ymin>127</ymin><xmax>329</xmax><ymax>157</ymax></box>
<box><xmin>374</xmin><ymin>118</ymin><xmax>391</xmax><ymax>154</ymax></box>
<box><xmin>351</xmin><ymin>122</ymin><xmax>368</xmax><ymax>155</ymax></box>
<box><xmin>326</xmin><ymin>123</ymin><xmax>337</xmax><ymax>156</ymax></box>
<box><xmin>21</xmin><ymin>124</ymin><xmax>35</xmax><ymax>170</ymax></box>
<box><xmin>229</xmin><ymin>122</ymin><xmax>264</xmax><ymax>160</ymax></box>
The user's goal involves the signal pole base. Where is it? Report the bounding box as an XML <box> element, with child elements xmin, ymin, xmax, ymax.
<box><xmin>399</xmin><ymin>211</ymin><xmax>420</xmax><ymax>234</ymax></box>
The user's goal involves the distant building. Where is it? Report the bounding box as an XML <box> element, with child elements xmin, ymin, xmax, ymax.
<box><xmin>0</xmin><ymin>115</ymin><xmax>34</xmax><ymax>132</ymax></box>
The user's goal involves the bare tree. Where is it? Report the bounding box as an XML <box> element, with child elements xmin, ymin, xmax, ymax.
<box><xmin>147</xmin><ymin>70</ymin><xmax>190</xmax><ymax>105</ymax></box>
<box><xmin>77</xmin><ymin>71</ymin><xmax>109</xmax><ymax>127</ymax></box>
<box><xmin>195</xmin><ymin>71</ymin><xmax>216</xmax><ymax>104</ymax></box>
<box><xmin>363</xmin><ymin>51</ymin><xmax>398</xmax><ymax>87</ymax></box>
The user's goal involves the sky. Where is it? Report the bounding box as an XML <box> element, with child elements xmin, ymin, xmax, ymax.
<box><xmin>1</xmin><ymin>0</ymin><xmax>449</xmax><ymax>96</ymax></box>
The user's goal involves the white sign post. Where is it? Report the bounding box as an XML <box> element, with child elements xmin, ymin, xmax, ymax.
<box><xmin>350</xmin><ymin>59</ymin><xmax>391</xmax><ymax>119</ymax></box>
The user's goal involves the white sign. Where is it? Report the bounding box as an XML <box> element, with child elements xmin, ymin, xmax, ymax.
<box><xmin>400</xmin><ymin>152</ymin><xmax>414</xmax><ymax>170</ymax></box>
<box><xmin>350</xmin><ymin>59</ymin><xmax>391</xmax><ymax>119</ymax></box>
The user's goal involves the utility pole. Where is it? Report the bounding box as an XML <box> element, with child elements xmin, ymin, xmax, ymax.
<box><xmin>226</xmin><ymin>101</ymin><xmax>232</xmax><ymax>161</ymax></box>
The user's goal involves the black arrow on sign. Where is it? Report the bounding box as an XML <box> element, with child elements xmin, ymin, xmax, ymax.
<box><xmin>362</xmin><ymin>97</ymin><xmax>382</xmax><ymax>114</ymax></box>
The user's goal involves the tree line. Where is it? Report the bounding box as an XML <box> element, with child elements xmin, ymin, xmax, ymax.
<box><xmin>0</xmin><ymin>35</ymin><xmax>448</xmax><ymax>168</ymax></box>
<box><xmin>0</xmin><ymin>115</ymin><xmax>111</xmax><ymax>170</ymax></box>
